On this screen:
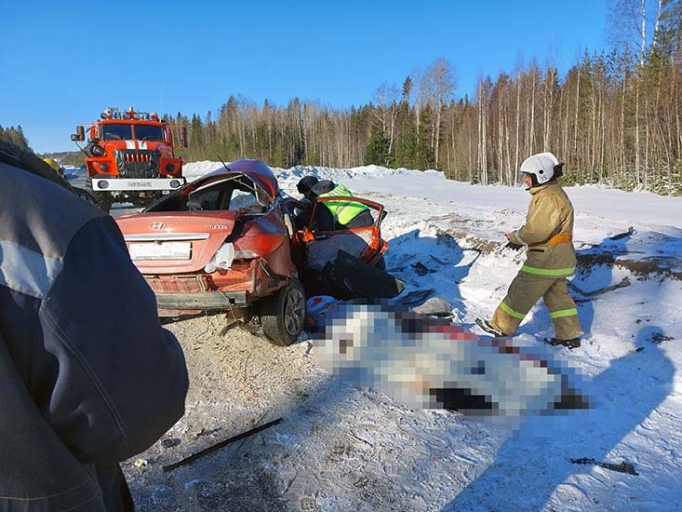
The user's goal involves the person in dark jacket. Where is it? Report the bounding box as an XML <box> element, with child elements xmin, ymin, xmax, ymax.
<box><xmin>296</xmin><ymin>177</ymin><xmax>374</xmax><ymax>231</ymax></box>
<box><xmin>478</xmin><ymin>152</ymin><xmax>583</xmax><ymax>349</ymax></box>
<box><xmin>0</xmin><ymin>140</ymin><xmax>189</xmax><ymax>511</ymax></box>
<box><xmin>296</xmin><ymin>175</ymin><xmax>319</xmax><ymax>202</ymax></box>
<box><xmin>292</xmin><ymin>176</ymin><xmax>319</xmax><ymax>229</ymax></box>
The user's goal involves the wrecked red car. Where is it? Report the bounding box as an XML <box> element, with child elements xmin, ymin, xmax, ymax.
<box><xmin>116</xmin><ymin>158</ymin><xmax>395</xmax><ymax>346</ymax></box>
<box><xmin>116</xmin><ymin>159</ymin><xmax>304</xmax><ymax>345</ymax></box>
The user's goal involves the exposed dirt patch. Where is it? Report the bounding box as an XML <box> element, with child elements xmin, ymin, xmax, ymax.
<box><xmin>435</xmin><ymin>228</ymin><xmax>499</xmax><ymax>255</ymax></box>
<box><xmin>435</xmin><ymin>226</ymin><xmax>681</xmax><ymax>281</ymax></box>
<box><xmin>576</xmin><ymin>253</ymin><xmax>682</xmax><ymax>280</ymax></box>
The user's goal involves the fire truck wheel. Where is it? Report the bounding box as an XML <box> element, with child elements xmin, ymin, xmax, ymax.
<box><xmin>92</xmin><ymin>192</ymin><xmax>112</xmax><ymax>213</ymax></box>
<box><xmin>84</xmin><ymin>178</ymin><xmax>112</xmax><ymax>213</ymax></box>
<box><xmin>72</xmin><ymin>187</ymin><xmax>105</xmax><ymax>210</ymax></box>
<box><xmin>260</xmin><ymin>278</ymin><xmax>306</xmax><ymax>347</ymax></box>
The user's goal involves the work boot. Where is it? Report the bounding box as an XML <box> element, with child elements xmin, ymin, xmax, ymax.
<box><xmin>476</xmin><ymin>318</ymin><xmax>507</xmax><ymax>338</ymax></box>
<box><xmin>545</xmin><ymin>337</ymin><xmax>581</xmax><ymax>349</ymax></box>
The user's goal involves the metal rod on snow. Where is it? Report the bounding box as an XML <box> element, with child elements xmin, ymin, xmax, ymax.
<box><xmin>162</xmin><ymin>417</ymin><xmax>283</xmax><ymax>472</ymax></box>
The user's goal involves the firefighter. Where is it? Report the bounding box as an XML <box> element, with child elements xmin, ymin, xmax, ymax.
<box><xmin>479</xmin><ymin>152</ymin><xmax>583</xmax><ymax>349</ymax></box>
<box><xmin>42</xmin><ymin>156</ymin><xmax>67</xmax><ymax>180</ymax></box>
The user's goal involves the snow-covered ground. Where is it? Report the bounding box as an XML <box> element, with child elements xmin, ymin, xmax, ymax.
<box><xmin>136</xmin><ymin>161</ymin><xmax>682</xmax><ymax>511</ymax></box>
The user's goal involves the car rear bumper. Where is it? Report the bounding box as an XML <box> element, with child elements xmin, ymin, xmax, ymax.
<box><xmin>155</xmin><ymin>291</ymin><xmax>249</xmax><ymax>309</ymax></box>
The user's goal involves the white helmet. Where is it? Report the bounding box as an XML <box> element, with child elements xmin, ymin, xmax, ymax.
<box><xmin>520</xmin><ymin>152</ymin><xmax>561</xmax><ymax>185</ymax></box>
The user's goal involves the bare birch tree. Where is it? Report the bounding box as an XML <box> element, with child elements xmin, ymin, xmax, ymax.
<box><xmin>419</xmin><ymin>58</ymin><xmax>457</xmax><ymax>165</ymax></box>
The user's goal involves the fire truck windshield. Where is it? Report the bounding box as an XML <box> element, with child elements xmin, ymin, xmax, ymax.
<box><xmin>101</xmin><ymin>124</ymin><xmax>133</xmax><ymax>141</ymax></box>
<box><xmin>134</xmin><ymin>125</ymin><xmax>165</xmax><ymax>141</ymax></box>
<box><xmin>100</xmin><ymin>124</ymin><xmax>164</xmax><ymax>141</ymax></box>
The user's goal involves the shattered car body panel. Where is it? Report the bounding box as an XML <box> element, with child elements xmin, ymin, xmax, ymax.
<box><xmin>285</xmin><ymin>195</ymin><xmax>394</xmax><ymax>299</ymax></box>
<box><xmin>300</xmin><ymin>196</ymin><xmax>388</xmax><ymax>270</ymax></box>
<box><xmin>116</xmin><ymin>159</ymin><xmax>304</xmax><ymax>345</ymax></box>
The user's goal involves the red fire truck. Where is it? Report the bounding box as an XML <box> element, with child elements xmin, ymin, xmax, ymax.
<box><xmin>71</xmin><ymin>107</ymin><xmax>187</xmax><ymax>211</ymax></box>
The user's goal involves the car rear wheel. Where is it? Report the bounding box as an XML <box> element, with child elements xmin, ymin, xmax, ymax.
<box><xmin>261</xmin><ymin>278</ymin><xmax>306</xmax><ymax>346</ymax></box>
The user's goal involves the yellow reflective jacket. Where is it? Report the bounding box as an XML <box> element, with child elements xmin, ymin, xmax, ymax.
<box><xmin>317</xmin><ymin>183</ymin><xmax>369</xmax><ymax>226</ymax></box>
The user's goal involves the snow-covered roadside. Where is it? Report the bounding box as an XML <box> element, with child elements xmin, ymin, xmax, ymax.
<box><xmin>123</xmin><ymin>163</ymin><xmax>682</xmax><ymax>511</ymax></box>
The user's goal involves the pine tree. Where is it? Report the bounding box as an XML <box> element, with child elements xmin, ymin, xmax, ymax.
<box><xmin>364</xmin><ymin>123</ymin><xmax>391</xmax><ymax>166</ymax></box>
<box><xmin>189</xmin><ymin>114</ymin><xmax>205</xmax><ymax>160</ymax></box>
<box><xmin>0</xmin><ymin>125</ymin><xmax>30</xmax><ymax>149</ymax></box>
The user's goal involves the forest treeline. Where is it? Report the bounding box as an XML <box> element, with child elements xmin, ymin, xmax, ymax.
<box><xmin>0</xmin><ymin>125</ymin><xmax>30</xmax><ymax>150</ymax></box>
<box><xmin>5</xmin><ymin>0</ymin><xmax>681</xmax><ymax>194</ymax></box>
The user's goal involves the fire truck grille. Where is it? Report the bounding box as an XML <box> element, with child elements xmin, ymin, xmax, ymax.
<box><xmin>114</xmin><ymin>149</ymin><xmax>160</xmax><ymax>178</ymax></box>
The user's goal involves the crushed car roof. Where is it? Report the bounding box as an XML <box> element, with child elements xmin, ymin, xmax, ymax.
<box><xmin>197</xmin><ymin>158</ymin><xmax>279</xmax><ymax>200</ymax></box>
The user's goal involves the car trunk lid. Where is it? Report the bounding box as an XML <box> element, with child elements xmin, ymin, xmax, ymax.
<box><xmin>117</xmin><ymin>211</ymin><xmax>239</xmax><ymax>273</ymax></box>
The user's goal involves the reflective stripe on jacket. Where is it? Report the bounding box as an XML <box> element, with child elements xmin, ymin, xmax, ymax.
<box><xmin>317</xmin><ymin>183</ymin><xmax>369</xmax><ymax>226</ymax></box>
<box><xmin>508</xmin><ymin>181</ymin><xmax>576</xmax><ymax>277</ymax></box>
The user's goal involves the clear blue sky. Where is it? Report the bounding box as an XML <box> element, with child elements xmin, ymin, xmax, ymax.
<box><xmin>1</xmin><ymin>0</ymin><xmax>608</xmax><ymax>154</ymax></box>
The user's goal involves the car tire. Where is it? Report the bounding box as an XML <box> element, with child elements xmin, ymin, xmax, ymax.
<box><xmin>261</xmin><ymin>278</ymin><xmax>306</xmax><ymax>346</ymax></box>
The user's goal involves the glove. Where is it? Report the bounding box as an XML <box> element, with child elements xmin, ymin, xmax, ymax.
<box><xmin>505</xmin><ymin>241</ymin><xmax>523</xmax><ymax>251</ymax></box>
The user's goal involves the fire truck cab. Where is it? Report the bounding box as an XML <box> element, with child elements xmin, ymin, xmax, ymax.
<box><xmin>71</xmin><ymin>107</ymin><xmax>188</xmax><ymax>211</ymax></box>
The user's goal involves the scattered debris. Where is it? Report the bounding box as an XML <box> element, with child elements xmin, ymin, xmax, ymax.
<box><xmin>193</xmin><ymin>426</ymin><xmax>223</xmax><ymax>438</ymax></box>
<box><xmin>412</xmin><ymin>262</ymin><xmax>436</xmax><ymax>276</ymax></box>
<box><xmin>395</xmin><ymin>288</ymin><xmax>436</xmax><ymax>306</ymax></box>
<box><xmin>410</xmin><ymin>296</ymin><xmax>453</xmax><ymax>318</ymax></box>
<box><xmin>569</xmin><ymin>457</ymin><xmax>639</xmax><ymax>475</ymax></box>
<box><xmin>609</xmin><ymin>227</ymin><xmax>635</xmax><ymax>240</ymax></box>
<box><xmin>648</xmin><ymin>331</ymin><xmax>674</xmax><ymax>344</ymax></box>
<box><xmin>163</xmin><ymin>418</ymin><xmax>283</xmax><ymax>472</ymax></box>
<box><xmin>568</xmin><ymin>277</ymin><xmax>631</xmax><ymax>298</ymax></box>
<box><xmin>161</xmin><ymin>438</ymin><xmax>181</xmax><ymax>448</ymax></box>
<box><xmin>133</xmin><ymin>459</ymin><xmax>148</xmax><ymax>468</ymax></box>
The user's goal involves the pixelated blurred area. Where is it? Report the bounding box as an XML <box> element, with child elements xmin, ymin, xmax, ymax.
<box><xmin>312</xmin><ymin>300</ymin><xmax>591</xmax><ymax>417</ymax></box>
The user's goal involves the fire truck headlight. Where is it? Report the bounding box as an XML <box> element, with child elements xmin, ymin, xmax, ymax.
<box><xmin>169</xmin><ymin>180</ymin><xmax>181</xmax><ymax>188</ymax></box>
<box><xmin>90</xmin><ymin>145</ymin><xmax>105</xmax><ymax>157</ymax></box>
<box><xmin>98</xmin><ymin>163</ymin><xmax>109</xmax><ymax>172</ymax></box>
<box><xmin>97</xmin><ymin>180</ymin><xmax>109</xmax><ymax>189</ymax></box>
<box><xmin>165</xmin><ymin>163</ymin><xmax>175</xmax><ymax>172</ymax></box>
